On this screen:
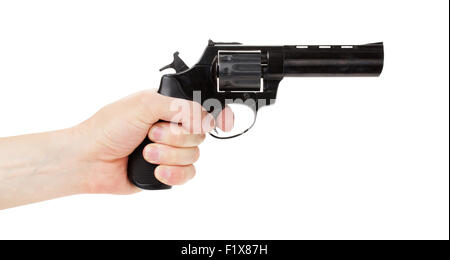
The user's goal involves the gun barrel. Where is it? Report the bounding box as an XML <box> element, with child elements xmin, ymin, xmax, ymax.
<box><xmin>282</xmin><ymin>43</ymin><xmax>383</xmax><ymax>77</ymax></box>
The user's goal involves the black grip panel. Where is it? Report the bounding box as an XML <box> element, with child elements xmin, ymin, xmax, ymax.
<box><xmin>127</xmin><ymin>131</ymin><xmax>171</xmax><ymax>190</ymax></box>
<box><xmin>127</xmin><ymin>75</ymin><xmax>189</xmax><ymax>190</ymax></box>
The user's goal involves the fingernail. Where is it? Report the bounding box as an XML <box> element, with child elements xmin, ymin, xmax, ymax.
<box><xmin>150</xmin><ymin>126</ymin><xmax>164</xmax><ymax>141</ymax></box>
<box><xmin>144</xmin><ymin>146</ymin><xmax>160</xmax><ymax>163</ymax></box>
<box><xmin>156</xmin><ymin>167</ymin><xmax>171</xmax><ymax>182</ymax></box>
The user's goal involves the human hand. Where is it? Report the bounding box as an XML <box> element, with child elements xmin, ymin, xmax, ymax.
<box><xmin>1</xmin><ymin>89</ymin><xmax>234</xmax><ymax>209</ymax></box>
<box><xmin>75</xmin><ymin>90</ymin><xmax>234</xmax><ymax>194</ymax></box>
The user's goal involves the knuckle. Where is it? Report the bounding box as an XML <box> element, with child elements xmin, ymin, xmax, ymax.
<box><xmin>185</xmin><ymin>133</ymin><xmax>204</xmax><ymax>147</ymax></box>
<box><xmin>136</xmin><ymin>90</ymin><xmax>158</xmax><ymax>121</ymax></box>
<box><xmin>181</xmin><ymin>165</ymin><xmax>195</xmax><ymax>181</ymax></box>
<box><xmin>174</xmin><ymin>167</ymin><xmax>188</xmax><ymax>183</ymax></box>
<box><xmin>197</xmin><ymin>133</ymin><xmax>206</xmax><ymax>143</ymax></box>
<box><xmin>138</xmin><ymin>90</ymin><xmax>156</xmax><ymax>105</ymax></box>
<box><xmin>171</xmin><ymin>165</ymin><xmax>195</xmax><ymax>184</ymax></box>
<box><xmin>179</xmin><ymin>166</ymin><xmax>188</xmax><ymax>177</ymax></box>
<box><xmin>188</xmin><ymin>165</ymin><xmax>196</xmax><ymax>179</ymax></box>
<box><xmin>173</xmin><ymin>132</ymin><xmax>185</xmax><ymax>146</ymax></box>
<box><xmin>192</xmin><ymin>147</ymin><xmax>200</xmax><ymax>162</ymax></box>
<box><xmin>167</xmin><ymin>147</ymin><xmax>178</xmax><ymax>161</ymax></box>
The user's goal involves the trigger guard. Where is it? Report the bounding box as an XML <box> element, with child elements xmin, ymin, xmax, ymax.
<box><xmin>209</xmin><ymin>106</ymin><xmax>258</xmax><ymax>140</ymax></box>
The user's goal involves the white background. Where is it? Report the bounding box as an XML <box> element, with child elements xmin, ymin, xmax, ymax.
<box><xmin>0</xmin><ymin>0</ymin><xmax>448</xmax><ymax>240</ymax></box>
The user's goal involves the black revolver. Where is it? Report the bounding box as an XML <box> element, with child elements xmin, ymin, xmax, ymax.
<box><xmin>127</xmin><ymin>40</ymin><xmax>384</xmax><ymax>190</ymax></box>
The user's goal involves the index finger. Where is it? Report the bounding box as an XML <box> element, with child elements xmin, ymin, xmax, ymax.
<box><xmin>138</xmin><ymin>90</ymin><xmax>215</xmax><ymax>134</ymax></box>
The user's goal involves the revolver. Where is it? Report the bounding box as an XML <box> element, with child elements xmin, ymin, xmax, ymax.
<box><xmin>127</xmin><ymin>40</ymin><xmax>384</xmax><ymax>190</ymax></box>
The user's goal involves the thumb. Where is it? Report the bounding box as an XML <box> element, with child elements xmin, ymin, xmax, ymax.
<box><xmin>133</xmin><ymin>90</ymin><xmax>215</xmax><ymax>133</ymax></box>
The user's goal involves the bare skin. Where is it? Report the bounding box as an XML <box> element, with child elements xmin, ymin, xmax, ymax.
<box><xmin>0</xmin><ymin>90</ymin><xmax>234</xmax><ymax>210</ymax></box>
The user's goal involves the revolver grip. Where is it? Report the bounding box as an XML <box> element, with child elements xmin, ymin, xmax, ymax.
<box><xmin>127</xmin><ymin>75</ymin><xmax>188</xmax><ymax>190</ymax></box>
<box><xmin>127</xmin><ymin>135</ymin><xmax>171</xmax><ymax>190</ymax></box>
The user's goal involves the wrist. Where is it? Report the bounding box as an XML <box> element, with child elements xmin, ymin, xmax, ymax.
<box><xmin>63</xmin><ymin>124</ymin><xmax>105</xmax><ymax>195</ymax></box>
<box><xmin>56</xmin><ymin>126</ymin><xmax>92</xmax><ymax>195</ymax></box>
<box><xmin>28</xmin><ymin>126</ymin><xmax>93</xmax><ymax>197</ymax></box>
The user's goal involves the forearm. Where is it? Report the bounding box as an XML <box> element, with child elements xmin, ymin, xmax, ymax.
<box><xmin>0</xmin><ymin>128</ymin><xmax>87</xmax><ymax>209</ymax></box>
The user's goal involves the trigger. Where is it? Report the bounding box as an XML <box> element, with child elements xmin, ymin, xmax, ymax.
<box><xmin>160</xmin><ymin>52</ymin><xmax>189</xmax><ymax>73</ymax></box>
<box><xmin>209</xmin><ymin>108</ymin><xmax>258</xmax><ymax>140</ymax></box>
